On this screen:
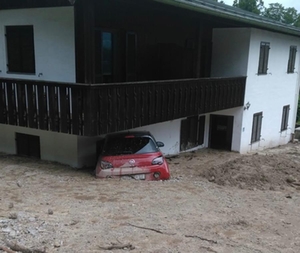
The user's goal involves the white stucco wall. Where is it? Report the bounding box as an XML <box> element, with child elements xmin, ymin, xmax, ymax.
<box><xmin>131</xmin><ymin>119</ymin><xmax>182</xmax><ymax>155</ymax></box>
<box><xmin>0</xmin><ymin>7</ymin><xmax>75</xmax><ymax>82</ymax></box>
<box><xmin>212</xmin><ymin>27</ymin><xmax>300</xmax><ymax>153</ymax></box>
<box><xmin>240</xmin><ymin>28</ymin><xmax>300</xmax><ymax>153</ymax></box>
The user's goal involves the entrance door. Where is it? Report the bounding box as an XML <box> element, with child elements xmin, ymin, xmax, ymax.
<box><xmin>209</xmin><ymin>115</ymin><xmax>233</xmax><ymax>150</ymax></box>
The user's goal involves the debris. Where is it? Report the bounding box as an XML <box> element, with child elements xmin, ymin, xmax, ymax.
<box><xmin>47</xmin><ymin>209</ymin><xmax>53</xmax><ymax>215</ymax></box>
<box><xmin>5</xmin><ymin>241</ymin><xmax>46</xmax><ymax>253</ymax></box>
<box><xmin>126</xmin><ymin>223</ymin><xmax>176</xmax><ymax>235</ymax></box>
<box><xmin>185</xmin><ymin>235</ymin><xmax>218</xmax><ymax>244</ymax></box>
<box><xmin>54</xmin><ymin>241</ymin><xmax>61</xmax><ymax>248</ymax></box>
<box><xmin>0</xmin><ymin>245</ymin><xmax>16</xmax><ymax>253</ymax></box>
<box><xmin>286</xmin><ymin>176</ymin><xmax>296</xmax><ymax>184</ymax></box>
<box><xmin>8</xmin><ymin>213</ymin><xmax>17</xmax><ymax>220</ymax></box>
<box><xmin>98</xmin><ymin>243</ymin><xmax>135</xmax><ymax>250</ymax></box>
<box><xmin>8</xmin><ymin>203</ymin><xmax>14</xmax><ymax>209</ymax></box>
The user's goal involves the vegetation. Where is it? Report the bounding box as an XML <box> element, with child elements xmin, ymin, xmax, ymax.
<box><xmin>230</xmin><ymin>0</ymin><xmax>300</xmax><ymax>27</ymax></box>
<box><xmin>233</xmin><ymin>0</ymin><xmax>264</xmax><ymax>15</ymax></box>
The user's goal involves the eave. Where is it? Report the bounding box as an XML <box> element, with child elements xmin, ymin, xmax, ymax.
<box><xmin>153</xmin><ymin>0</ymin><xmax>300</xmax><ymax>37</ymax></box>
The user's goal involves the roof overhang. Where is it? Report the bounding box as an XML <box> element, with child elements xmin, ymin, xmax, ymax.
<box><xmin>153</xmin><ymin>0</ymin><xmax>300</xmax><ymax>37</ymax></box>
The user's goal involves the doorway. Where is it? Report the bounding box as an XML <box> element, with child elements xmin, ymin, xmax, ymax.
<box><xmin>16</xmin><ymin>133</ymin><xmax>40</xmax><ymax>158</ymax></box>
<box><xmin>209</xmin><ymin>115</ymin><xmax>233</xmax><ymax>150</ymax></box>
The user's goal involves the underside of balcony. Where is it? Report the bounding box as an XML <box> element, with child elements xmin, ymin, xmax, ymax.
<box><xmin>0</xmin><ymin>77</ymin><xmax>246</xmax><ymax>137</ymax></box>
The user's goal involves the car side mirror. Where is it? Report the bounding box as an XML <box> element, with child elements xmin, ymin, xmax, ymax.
<box><xmin>157</xmin><ymin>141</ymin><xmax>164</xmax><ymax>148</ymax></box>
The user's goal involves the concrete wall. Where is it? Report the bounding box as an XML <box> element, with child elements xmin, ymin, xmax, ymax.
<box><xmin>0</xmin><ymin>124</ymin><xmax>79</xmax><ymax>167</ymax></box>
<box><xmin>0</xmin><ymin>7</ymin><xmax>75</xmax><ymax>82</ymax></box>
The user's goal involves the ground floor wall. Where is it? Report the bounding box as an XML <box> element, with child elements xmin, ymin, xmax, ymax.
<box><xmin>1</xmin><ymin>102</ymin><xmax>294</xmax><ymax>167</ymax></box>
<box><xmin>0</xmin><ymin>107</ymin><xmax>243</xmax><ymax>168</ymax></box>
<box><xmin>0</xmin><ymin>124</ymin><xmax>79</xmax><ymax>167</ymax></box>
<box><xmin>133</xmin><ymin>106</ymin><xmax>243</xmax><ymax>154</ymax></box>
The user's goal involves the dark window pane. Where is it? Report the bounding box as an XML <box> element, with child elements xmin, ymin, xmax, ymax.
<box><xmin>6</xmin><ymin>25</ymin><xmax>35</xmax><ymax>74</ymax></box>
<box><xmin>102</xmin><ymin>32</ymin><xmax>113</xmax><ymax>75</ymax></box>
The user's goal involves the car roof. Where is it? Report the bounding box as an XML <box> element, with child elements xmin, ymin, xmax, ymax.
<box><xmin>105</xmin><ymin>131</ymin><xmax>153</xmax><ymax>139</ymax></box>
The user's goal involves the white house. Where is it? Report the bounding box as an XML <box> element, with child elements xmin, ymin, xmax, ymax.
<box><xmin>0</xmin><ymin>0</ymin><xmax>299</xmax><ymax>167</ymax></box>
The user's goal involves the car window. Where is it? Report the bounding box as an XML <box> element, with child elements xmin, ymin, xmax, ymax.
<box><xmin>103</xmin><ymin>136</ymin><xmax>159</xmax><ymax>155</ymax></box>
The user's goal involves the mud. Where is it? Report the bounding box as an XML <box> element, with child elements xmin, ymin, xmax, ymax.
<box><xmin>1</xmin><ymin>143</ymin><xmax>300</xmax><ymax>253</ymax></box>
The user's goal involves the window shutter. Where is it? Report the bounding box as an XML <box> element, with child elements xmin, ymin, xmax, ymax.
<box><xmin>258</xmin><ymin>42</ymin><xmax>270</xmax><ymax>75</ymax></box>
<box><xmin>263</xmin><ymin>44</ymin><xmax>270</xmax><ymax>74</ymax></box>
<box><xmin>251</xmin><ymin>112</ymin><xmax>263</xmax><ymax>143</ymax></box>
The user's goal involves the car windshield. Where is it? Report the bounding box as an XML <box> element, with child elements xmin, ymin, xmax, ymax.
<box><xmin>103</xmin><ymin>136</ymin><xmax>159</xmax><ymax>156</ymax></box>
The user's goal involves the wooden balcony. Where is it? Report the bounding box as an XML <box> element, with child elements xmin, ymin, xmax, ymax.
<box><xmin>0</xmin><ymin>77</ymin><xmax>246</xmax><ymax>136</ymax></box>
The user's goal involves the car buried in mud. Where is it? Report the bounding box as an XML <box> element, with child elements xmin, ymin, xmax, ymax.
<box><xmin>95</xmin><ymin>131</ymin><xmax>170</xmax><ymax>180</ymax></box>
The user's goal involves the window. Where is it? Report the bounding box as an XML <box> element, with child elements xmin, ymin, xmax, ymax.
<box><xmin>180</xmin><ymin>115</ymin><xmax>205</xmax><ymax>151</ymax></box>
<box><xmin>251</xmin><ymin>112</ymin><xmax>263</xmax><ymax>143</ymax></box>
<box><xmin>95</xmin><ymin>30</ymin><xmax>114</xmax><ymax>83</ymax></box>
<box><xmin>258</xmin><ymin>42</ymin><xmax>270</xmax><ymax>75</ymax></box>
<box><xmin>281</xmin><ymin>105</ymin><xmax>290</xmax><ymax>131</ymax></box>
<box><xmin>287</xmin><ymin>46</ymin><xmax>297</xmax><ymax>73</ymax></box>
<box><xmin>6</xmin><ymin>25</ymin><xmax>36</xmax><ymax>74</ymax></box>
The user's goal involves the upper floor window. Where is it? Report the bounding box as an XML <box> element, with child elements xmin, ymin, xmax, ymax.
<box><xmin>287</xmin><ymin>46</ymin><xmax>297</xmax><ymax>74</ymax></box>
<box><xmin>251</xmin><ymin>112</ymin><xmax>263</xmax><ymax>143</ymax></box>
<box><xmin>258</xmin><ymin>42</ymin><xmax>270</xmax><ymax>75</ymax></box>
<box><xmin>281</xmin><ymin>105</ymin><xmax>290</xmax><ymax>131</ymax></box>
<box><xmin>6</xmin><ymin>25</ymin><xmax>36</xmax><ymax>74</ymax></box>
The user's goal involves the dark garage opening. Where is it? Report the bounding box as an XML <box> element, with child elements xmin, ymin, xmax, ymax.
<box><xmin>209</xmin><ymin>115</ymin><xmax>233</xmax><ymax>151</ymax></box>
<box><xmin>16</xmin><ymin>133</ymin><xmax>41</xmax><ymax>158</ymax></box>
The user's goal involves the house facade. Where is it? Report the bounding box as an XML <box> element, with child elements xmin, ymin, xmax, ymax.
<box><xmin>0</xmin><ymin>0</ymin><xmax>299</xmax><ymax>167</ymax></box>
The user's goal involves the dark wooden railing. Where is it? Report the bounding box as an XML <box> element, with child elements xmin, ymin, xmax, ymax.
<box><xmin>0</xmin><ymin>77</ymin><xmax>246</xmax><ymax>136</ymax></box>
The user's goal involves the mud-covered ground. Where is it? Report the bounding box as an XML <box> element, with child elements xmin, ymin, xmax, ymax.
<box><xmin>1</xmin><ymin>143</ymin><xmax>300</xmax><ymax>253</ymax></box>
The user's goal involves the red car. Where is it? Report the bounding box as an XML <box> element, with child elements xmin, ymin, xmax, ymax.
<box><xmin>95</xmin><ymin>131</ymin><xmax>170</xmax><ymax>180</ymax></box>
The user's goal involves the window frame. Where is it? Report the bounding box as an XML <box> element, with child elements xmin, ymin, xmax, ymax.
<box><xmin>287</xmin><ymin>46</ymin><xmax>297</xmax><ymax>74</ymax></box>
<box><xmin>281</xmin><ymin>105</ymin><xmax>290</xmax><ymax>131</ymax></box>
<box><xmin>5</xmin><ymin>25</ymin><xmax>36</xmax><ymax>74</ymax></box>
<box><xmin>257</xmin><ymin>42</ymin><xmax>270</xmax><ymax>75</ymax></box>
<box><xmin>251</xmin><ymin>112</ymin><xmax>263</xmax><ymax>143</ymax></box>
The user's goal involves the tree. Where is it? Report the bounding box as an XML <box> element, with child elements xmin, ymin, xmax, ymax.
<box><xmin>283</xmin><ymin>7</ymin><xmax>299</xmax><ymax>25</ymax></box>
<box><xmin>263</xmin><ymin>3</ymin><xmax>284</xmax><ymax>22</ymax></box>
<box><xmin>233</xmin><ymin>0</ymin><xmax>264</xmax><ymax>15</ymax></box>
<box><xmin>263</xmin><ymin>4</ymin><xmax>300</xmax><ymax>26</ymax></box>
